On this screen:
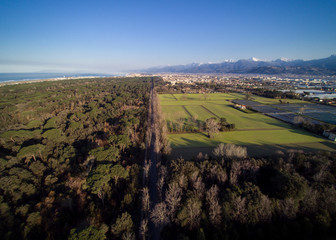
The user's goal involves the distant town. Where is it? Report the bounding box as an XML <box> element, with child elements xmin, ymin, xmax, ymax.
<box><xmin>129</xmin><ymin>73</ymin><xmax>336</xmax><ymax>105</ymax></box>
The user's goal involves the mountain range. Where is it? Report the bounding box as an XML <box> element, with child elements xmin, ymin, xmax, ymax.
<box><xmin>141</xmin><ymin>55</ymin><xmax>336</xmax><ymax>75</ymax></box>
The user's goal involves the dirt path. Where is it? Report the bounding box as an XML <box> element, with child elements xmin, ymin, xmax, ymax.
<box><xmin>148</xmin><ymin>78</ymin><xmax>160</xmax><ymax>240</ymax></box>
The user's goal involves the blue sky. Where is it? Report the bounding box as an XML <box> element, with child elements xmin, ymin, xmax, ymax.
<box><xmin>0</xmin><ymin>0</ymin><xmax>336</xmax><ymax>73</ymax></box>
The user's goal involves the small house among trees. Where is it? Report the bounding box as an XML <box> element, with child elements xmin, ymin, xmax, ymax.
<box><xmin>234</xmin><ymin>104</ymin><xmax>246</xmax><ymax>110</ymax></box>
<box><xmin>323</xmin><ymin>130</ymin><xmax>336</xmax><ymax>141</ymax></box>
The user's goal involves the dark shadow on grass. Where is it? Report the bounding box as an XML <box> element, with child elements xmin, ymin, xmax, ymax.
<box><xmin>239</xmin><ymin>115</ymin><xmax>290</xmax><ymax>129</ymax></box>
<box><xmin>321</xmin><ymin>141</ymin><xmax>336</xmax><ymax>150</ymax></box>
<box><xmin>169</xmin><ymin>142</ymin><xmax>336</xmax><ymax>161</ymax></box>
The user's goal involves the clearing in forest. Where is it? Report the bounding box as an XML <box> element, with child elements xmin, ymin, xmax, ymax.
<box><xmin>158</xmin><ymin>93</ymin><xmax>336</xmax><ymax>158</ymax></box>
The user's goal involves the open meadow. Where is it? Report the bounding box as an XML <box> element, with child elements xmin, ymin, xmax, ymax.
<box><xmin>159</xmin><ymin>93</ymin><xmax>336</xmax><ymax>159</ymax></box>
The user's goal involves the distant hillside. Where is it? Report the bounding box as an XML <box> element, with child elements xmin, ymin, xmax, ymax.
<box><xmin>141</xmin><ymin>55</ymin><xmax>336</xmax><ymax>75</ymax></box>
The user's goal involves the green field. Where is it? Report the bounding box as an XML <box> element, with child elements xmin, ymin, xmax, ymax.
<box><xmin>160</xmin><ymin>93</ymin><xmax>291</xmax><ymax>130</ymax></box>
<box><xmin>251</xmin><ymin>95</ymin><xmax>309</xmax><ymax>105</ymax></box>
<box><xmin>162</xmin><ymin>105</ymin><xmax>190</xmax><ymax>122</ymax></box>
<box><xmin>169</xmin><ymin>129</ymin><xmax>330</xmax><ymax>148</ymax></box>
<box><xmin>159</xmin><ymin>93</ymin><xmax>244</xmax><ymax>106</ymax></box>
<box><xmin>169</xmin><ymin>130</ymin><xmax>336</xmax><ymax>159</ymax></box>
<box><xmin>185</xmin><ymin>105</ymin><xmax>214</xmax><ymax>121</ymax></box>
<box><xmin>159</xmin><ymin>93</ymin><xmax>336</xmax><ymax>158</ymax></box>
<box><xmin>159</xmin><ymin>93</ymin><xmax>308</xmax><ymax>106</ymax></box>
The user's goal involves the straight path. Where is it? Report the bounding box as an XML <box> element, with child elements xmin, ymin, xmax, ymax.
<box><xmin>148</xmin><ymin>78</ymin><xmax>160</xmax><ymax>240</ymax></box>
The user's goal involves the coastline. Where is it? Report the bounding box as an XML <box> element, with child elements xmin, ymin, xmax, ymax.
<box><xmin>0</xmin><ymin>75</ymin><xmax>114</xmax><ymax>87</ymax></box>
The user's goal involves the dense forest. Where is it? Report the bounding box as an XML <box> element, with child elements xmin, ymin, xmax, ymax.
<box><xmin>0</xmin><ymin>77</ymin><xmax>162</xmax><ymax>239</ymax></box>
<box><xmin>153</xmin><ymin>147</ymin><xmax>336</xmax><ymax>240</ymax></box>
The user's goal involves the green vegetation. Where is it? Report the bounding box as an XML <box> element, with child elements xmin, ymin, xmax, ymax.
<box><xmin>159</xmin><ymin>93</ymin><xmax>244</xmax><ymax>106</ymax></box>
<box><xmin>169</xmin><ymin>130</ymin><xmax>335</xmax><ymax>159</ymax></box>
<box><xmin>169</xmin><ymin>129</ymin><xmax>329</xmax><ymax>148</ymax></box>
<box><xmin>156</xmin><ymin>80</ymin><xmax>336</xmax><ymax>240</ymax></box>
<box><xmin>159</xmin><ymin>93</ymin><xmax>335</xmax><ymax>159</ymax></box>
<box><xmin>159</xmin><ymin>93</ymin><xmax>292</xmax><ymax>131</ymax></box>
<box><xmin>1</xmin><ymin>78</ymin><xmax>335</xmax><ymax>240</ymax></box>
<box><xmin>0</xmin><ymin>77</ymin><xmax>161</xmax><ymax>239</ymax></box>
<box><xmin>251</xmin><ymin>95</ymin><xmax>309</xmax><ymax>104</ymax></box>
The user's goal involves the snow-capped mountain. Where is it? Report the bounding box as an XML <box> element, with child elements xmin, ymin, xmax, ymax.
<box><xmin>140</xmin><ymin>55</ymin><xmax>336</xmax><ymax>75</ymax></box>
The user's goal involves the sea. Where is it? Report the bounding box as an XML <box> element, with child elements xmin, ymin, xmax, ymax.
<box><xmin>0</xmin><ymin>72</ymin><xmax>116</xmax><ymax>84</ymax></box>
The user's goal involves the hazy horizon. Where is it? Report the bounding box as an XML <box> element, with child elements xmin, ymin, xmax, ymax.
<box><xmin>1</xmin><ymin>0</ymin><xmax>336</xmax><ymax>73</ymax></box>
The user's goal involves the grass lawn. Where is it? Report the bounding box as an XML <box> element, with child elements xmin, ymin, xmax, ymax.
<box><xmin>169</xmin><ymin>129</ymin><xmax>329</xmax><ymax>148</ymax></box>
<box><xmin>159</xmin><ymin>93</ymin><xmax>309</xmax><ymax>106</ymax></box>
<box><xmin>251</xmin><ymin>95</ymin><xmax>309</xmax><ymax>105</ymax></box>
<box><xmin>159</xmin><ymin>93</ymin><xmax>335</xmax><ymax>159</ymax></box>
<box><xmin>159</xmin><ymin>93</ymin><xmax>244</xmax><ymax>106</ymax></box>
<box><xmin>203</xmin><ymin>103</ymin><xmax>288</xmax><ymax>129</ymax></box>
<box><xmin>185</xmin><ymin>105</ymin><xmax>216</xmax><ymax>121</ymax></box>
<box><xmin>168</xmin><ymin>130</ymin><xmax>336</xmax><ymax>159</ymax></box>
<box><xmin>159</xmin><ymin>93</ymin><xmax>292</xmax><ymax>130</ymax></box>
<box><xmin>162</xmin><ymin>105</ymin><xmax>190</xmax><ymax>122</ymax></box>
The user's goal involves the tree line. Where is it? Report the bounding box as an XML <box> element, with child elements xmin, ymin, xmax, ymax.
<box><xmin>149</xmin><ymin>145</ymin><xmax>336</xmax><ymax>240</ymax></box>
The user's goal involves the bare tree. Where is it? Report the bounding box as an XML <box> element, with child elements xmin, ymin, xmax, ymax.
<box><xmin>122</xmin><ymin>231</ymin><xmax>135</xmax><ymax>240</ymax></box>
<box><xmin>231</xmin><ymin>196</ymin><xmax>247</xmax><ymax>223</ymax></box>
<box><xmin>257</xmin><ymin>194</ymin><xmax>272</xmax><ymax>222</ymax></box>
<box><xmin>193</xmin><ymin>176</ymin><xmax>205</xmax><ymax>198</ymax></box>
<box><xmin>154</xmin><ymin>127</ymin><xmax>161</xmax><ymax>153</ymax></box>
<box><xmin>206</xmin><ymin>185</ymin><xmax>222</xmax><ymax>225</ymax></box>
<box><xmin>178</xmin><ymin>174</ymin><xmax>188</xmax><ymax>190</ymax></box>
<box><xmin>160</xmin><ymin>119</ymin><xmax>172</xmax><ymax>155</ymax></box>
<box><xmin>139</xmin><ymin>219</ymin><xmax>148</xmax><ymax>240</ymax></box>
<box><xmin>208</xmin><ymin>165</ymin><xmax>227</xmax><ymax>184</ymax></box>
<box><xmin>213</xmin><ymin>143</ymin><xmax>248</xmax><ymax>159</ymax></box>
<box><xmin>165</xmin><ymin>183</ymin><xmax>182</xmax><ymax>221</ymax></box>
<box><xmin>185</xmin><ymin>197</ymin><xmax>202</xmax><ymax>230</ymax></box>
<box><xmin>205</xmin><ymin>118</ymin><xmax>220</xmax><ymax>138</ymax></box>
<box><xmin>150</xmin><ymin>202</ymin><xmax>169</xmax><ymax>227</ymax></box>
<box><xmin>146</xmin><ymin>127</ymin><xmax>152</xmax><ymax>146</ymax></box>
<box><xmin>97</xmin><ymin>188</ymin><xmax>105</xmax><ymax>207</ymax></box>
<box><xmin>161</xmin><ymin>136</ymin><xmax>172</xmax><ymax>155</ymax></box>
<box><xmin>229</xmin><ymin>160</ymin><xmax>259</xmax><ymax>185</ymax></box>
<box><xmin>157</xmin><ymin>176</ymin><xmax>165</xmax><ymax>201</ymax></box>
<box><xmin>196</xmin><ymin>152</ymin><xmax>204</xmax><ymax>161</ymax></box>
<box><xmin>143</xmin><ymin>160</ymin><xmax>151</xmax><ymax>180</ymax></box>
<box><xmin>141</xmin><ymin>187</ymin><xmax>150</xmax><ymax>213</ymax></box>
<box><xmin>213</xmin><ymin>143</ymin><xmax>227</xmax><ymax>158</ymax></box>
<box><xmin>190</xmin><ymin>171</ymin><xmax>199</xmax><ymax>183</ymax></box>
<box><xmin>159</xmin><ymin>165</ymin><xmax>168</xmax><ymax>179</ymax></box>
<box><xmin>176</xmin><ymin>118</ymin><xmax>184</xmax><ymax>132</ymax></box>
<box><xmin>151</xmin><ymin>92</ymin><xmax>172</xmax><ymax>155</ymax></box>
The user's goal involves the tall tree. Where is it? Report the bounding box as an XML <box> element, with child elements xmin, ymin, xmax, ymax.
<box><xmin>205</xmin><ymin>118</ymin><xmax>220</xmax><ymax>138</ymax></box>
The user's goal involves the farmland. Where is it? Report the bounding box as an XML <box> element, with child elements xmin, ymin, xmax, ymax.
<box><xmin>159</xmin><ymin>93</ymin><xmax>336</xmax><ymax>158</ymax></box>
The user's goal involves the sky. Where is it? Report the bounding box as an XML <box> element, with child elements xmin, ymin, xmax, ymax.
<box><xmin>0</xmin><ymin>0</ymin><xmax>336</xmax><ymax>73</ymax></box>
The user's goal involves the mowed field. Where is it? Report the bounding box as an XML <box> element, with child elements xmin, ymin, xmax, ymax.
<box><xmin>159</xmin><ymin>93</ymin><xmax>336</xmax><ymax>158</ymax></box>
